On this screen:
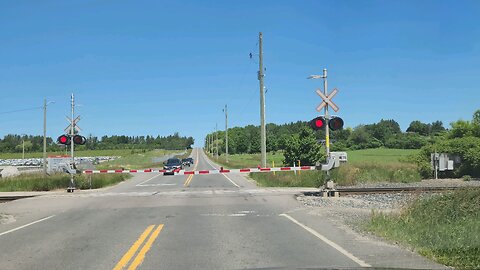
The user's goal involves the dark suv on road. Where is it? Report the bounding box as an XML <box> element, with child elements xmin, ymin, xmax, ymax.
<box><xmin>182</xmin><ymin>158</ymin><xmax>191</xmax><ymax>167</ymax></box>
<box><xmin>163</xmin><ymin>158</ymin><xmax>183</xmax><ymax>175</ymax></box>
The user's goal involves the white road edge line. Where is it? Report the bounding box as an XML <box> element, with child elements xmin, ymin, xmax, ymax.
<box><xmin>201</xmin><ymin>150</ymin><xmax>240</xmax><ymax>188</ymax></box>
<box><xmin>221</xmin><ymin>173</ymin><xmax>240</xmax><ymax>188</ymax></box>
<box><xmin>279</xmin><ymin>213</ymin><xmax>371</xmax><ymax>268</ymax></box>
<box><xmin>0</xmin><ymin>215</ymin><xmax>55</xmax><ymax>237</ymax></box>
<box><xmin>136</xmin><ymin>174</ymin><xmax>161</xmax><ymax>186</ymax></box>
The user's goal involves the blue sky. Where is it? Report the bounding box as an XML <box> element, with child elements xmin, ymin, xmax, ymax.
<box><xmin>1</xmin><ymin>0</ymin><xmax>479</xmax><ymax>146</ymax></box>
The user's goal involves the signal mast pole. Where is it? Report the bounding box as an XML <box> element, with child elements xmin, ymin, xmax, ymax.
<box><xmin>67</xmin><ymin>93</ymin><xmax>76</xmax><ymax>192</ymax></box>
<box><xmin>224</xmin><ymin>104</ymin><xmax>228</xmax><ymax>163</ymax></box>
<box><xmin>215</xmin><ymin>123</ymin><xmax>219</xmax><ymax>160</ymax></box>
<box><xmin>70</xmin><ymin>94</ymin><xmax>75</xmax><ymax>166</ymax></box>
<box><xmin>322</xmin><ymin>69</ymin><xmax>330</xmax><ymax>157</ymax></box>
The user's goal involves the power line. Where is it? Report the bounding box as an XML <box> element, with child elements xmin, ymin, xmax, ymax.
<box><xmin>0</xmin><ymin>106</ymin><xmax>42</xmax><ymax>116</ymax></box>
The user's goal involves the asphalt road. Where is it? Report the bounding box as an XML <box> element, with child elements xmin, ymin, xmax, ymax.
<box><xmin>0</xmin><ymin>148</ymin><xmax>447</xmax><ymax>270</ymax></box>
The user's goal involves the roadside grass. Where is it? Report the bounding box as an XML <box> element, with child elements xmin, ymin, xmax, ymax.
<box><xmin>251</xmin><ymin>163</ymin><xmax>420</xmax><ymax>187</ymax></box>
<box><xmin>251</xmin><ymin>170</ymin><xmax>324</xmax><ymax>187</ymax></box>
<box><xmin>207</xmin><ymin>149</ymin><xmax>421</xmax><ymax>187</ymax></box>
<box><xmin>95</xmin><ymin>149</ymin><xmax>184</xmax><ymax>170</ymax></box>
<box><xmin>366</xmin><ymin>188</ymin><xmax>480</xmax><ymax>269</ymax></box>
<box><xmin>176</xmin><ymin>149</ymin><xmax>193</xmax><ymax>160</ymax></box>
<box><xmin>333</xmin><ymin>162</ymin><xmax>421</xmax><ymax>186</ymax></box>
<box><xmin>0</xmin><ymin>173</ymin><xmax>130</xmax><ymax>191</ymax></box>
<box><xmin>209</xmin><ymin>148</ymin><xmax>419</xmax><ymax>169</ymax></box>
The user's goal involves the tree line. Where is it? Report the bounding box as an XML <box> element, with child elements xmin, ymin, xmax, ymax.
<box><xmin>0</xmin><ymin>133</ymin><xmax>194</xmax><ymax>153</ymax></box>
<box><xmin>205</xmin><ymin>118</ymin><xmax>446</xmax><ymax>155</ymax></box>
<box><xmin>206</xmin><ymin>109</ymin><xmax>480</xmax><ymax>177</ymax></box>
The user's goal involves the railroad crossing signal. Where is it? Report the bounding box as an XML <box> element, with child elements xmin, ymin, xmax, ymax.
<box><xmin>316</xmin><ymin>88</ymin><xmax>339</xmax><ymax>112</ymax></box>
<box><xmin>57</xmin><ymin>134</ymin><xmax>86</xmax><ymax>145</ymax></box>
<box><xmin>309</xmin><ymin>116</ymin><xmax>344</xmax><ymax>131</ymax></box>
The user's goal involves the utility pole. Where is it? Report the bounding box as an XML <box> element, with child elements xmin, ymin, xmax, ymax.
<box><xmin>42</xmin><ymin>99</ymin><xmax>54</xmax><ymax>175</ymax></box>
<box><xmin>258</xmin><ymin>32</ymin><xmax>267</xmax><ymax>168</ymax></box>
<box><xmin>22</xmin><ymin>138</ymin><xmax>25</xmax><ymax>159</ymax></box>
<box><xmin>224</xmin><ymin>104</ymin><xmax>228</xmax><ymax>163</ymax></box>
<box><xmin>67</xmin><ymin>93</ymin><xmax>76</xmax><ymax>192</ymax></box>
<box><xmin>209</xmin><ymin>133</ymin><xmax>212</xmax><ymax>154</ymax></box>
<box><xmin>215</xmin><ymin>123</ymin><xmax>219</xmax><ymax>159</ymax></box>
<box><xmin>43</xmin><ymin>99</ymin><xmax>47</xmax><ymax>175</ymax></box>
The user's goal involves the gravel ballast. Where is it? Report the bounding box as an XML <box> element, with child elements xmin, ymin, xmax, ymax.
<box><xmin>296</xmin><ymin>178</ymin><xmax>480</xmax><ymax>230</ymax></box>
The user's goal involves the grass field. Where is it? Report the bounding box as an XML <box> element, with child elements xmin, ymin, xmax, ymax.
<box><xmin>346</xmin><ymin>148</ymin><xmax>419</xmax><ymax>164</ymax></box>
<box><xmin>0</xmin><ymin>148</ymin><xmax>187</xmax><ymax>191</ymax></box>
<box><xmin>209</xmin><ymin>148</ymin><xmax>419</xmax><ymax>169</ymax></box>
<box><xmin>207</xmin><ymin>151</ymin><xmax>285</xmax><ymax>169</ymax></box>
<box><xmin>206</xmin><ymin>148</ymin><xmax>422</xmax><ymax>187</ymax></box>
<box><xmin>0</xmin><ymin>173</ymin><xmax>131</xmax><ymax>191</ymax></box>
<box><xmin>96</xmin><ymin>149</ymin><xmax>187</xmax><ymax>170</ymax></box>
<box><xmin>367</xmin><ymin>188</ymin><xmax>480</xmax><ymax>269</ymax></box>
<box><xmin>0</xmin><ymin>149</ymin><xmax>145</xmax><ymax>159</ymax></box>
<box><xmin>0</xmin><ymin>148</ymin><xmax>187</xmax><ymax>170</ymax></box>
<box><xmin>251</xmin><ymin>162</ymin><xmax>420</xmax><ymax>187</ymax></box>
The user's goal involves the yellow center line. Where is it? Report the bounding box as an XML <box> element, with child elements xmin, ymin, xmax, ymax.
<box><xmin>183</xmin><ymin>149</ymin><xmax>199</xmax><ymax>187</ymax></box>
<box><xmin>127</xmin><ymin>224</ymin><xmax>164</xmax><ymax>270</ymax></box>
<box><xmin>113</xmin><ymin>225</ymin><xmax>155</xmax><ymax>270</ymax></box>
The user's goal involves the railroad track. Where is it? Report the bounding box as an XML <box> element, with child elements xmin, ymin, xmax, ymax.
<box><xmin>303</xmin><ymin>186</ymin><xmax>474</xmax><ymax>196</ymax></box>
<box><xmin>0</xmin><ymin>195</ymin><xmax>36</xmax><ymax>203</ymax></box>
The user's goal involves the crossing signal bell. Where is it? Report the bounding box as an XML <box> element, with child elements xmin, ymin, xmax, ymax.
<box><xmin>309</xmin><ymin>116</ymin><xmax>344</xmax><ymax>131</ymax></box>
<box><xmin>57</xmin><ymin>134</ymin><xmax>86</xmax><ymax>145</ymax></box>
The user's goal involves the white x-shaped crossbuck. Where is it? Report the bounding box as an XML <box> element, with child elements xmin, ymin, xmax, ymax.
<box><xmin>316</xmin><ymin>88</ymin><xmax>339</xmax><ymax>112</ymax></box>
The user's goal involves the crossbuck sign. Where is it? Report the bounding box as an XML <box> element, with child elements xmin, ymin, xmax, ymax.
<box><xmin>316</xmin><ymin>88</ymin><xmax>339</xmax><ymax>112</ymax></box>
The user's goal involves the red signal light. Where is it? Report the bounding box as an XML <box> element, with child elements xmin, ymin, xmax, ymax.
<box><xmin>309</xmin><ymin>116</ymin><xmax>326</xmax><ymax>131</ymax></box>
<box><xmin>57</xmin><ymin>135</ymin><xmax>70</xmax><ymax>145</ymax></box>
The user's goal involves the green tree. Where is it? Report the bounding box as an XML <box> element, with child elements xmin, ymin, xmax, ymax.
<box><xmin>473</xmin><ymin>109</ymin><xmax>480</xmax><ymax>124</ymax></box>
<box><xmin>407</xmin><ymin>120</ymin><xmax>430</xmax><ymax>135</ymax></box>
<box><xmin>15</xmin><ymin>140</ymin><xmax>33</xmax><ymax>153</ymax></box>
<box><xmin>430</xmin><ymin>121</ymin><xmax>445</xmax><ymax>134</ymax></box>
<box><xmin>367</xmin><ymin>119</ymin><xmax>401</xmax><ymax>143</ymax></box>
<box><xmin>283</xmin><ymin>127</ymin><xmax>324</xmax><ymax>166</ymax></box>
<box><xmin>449</xmin><ymin>120</ymin><xmax>474</xmax><ymax>138</ymax></box>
